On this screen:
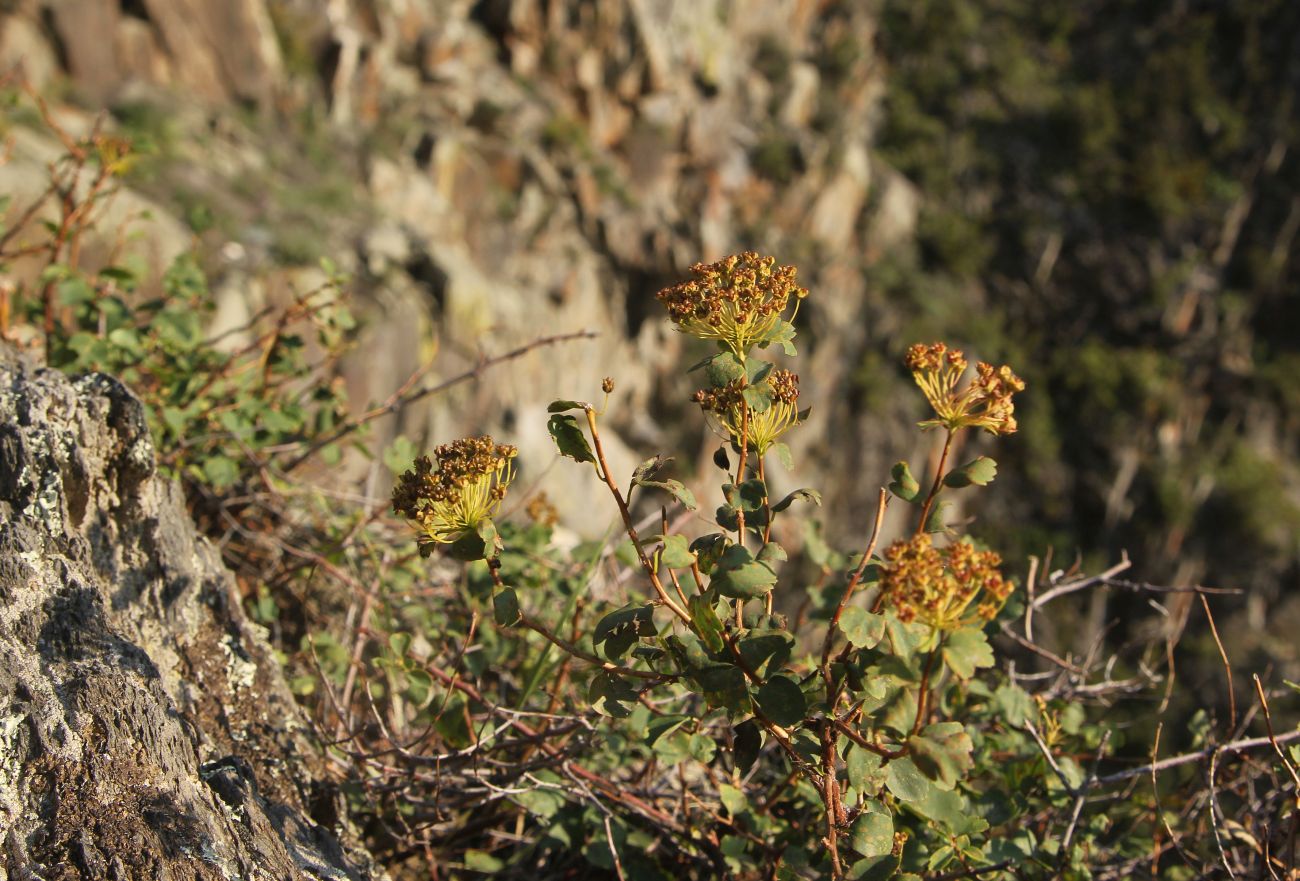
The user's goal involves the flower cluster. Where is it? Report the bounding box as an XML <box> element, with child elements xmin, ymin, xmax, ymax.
<box><xmin>657</xmin><ymin>252</ymin><xmax>808</xmax><ymax>356</ymax></box>
<box><xmin>693</xmin><ymin>369</ymin><xmax>802</xmax><ymax>454</ymax></box>
<box><xmin>905</xmin><ymin>342</ymin><xmax>1024</xmax><ymax>435</ymax></box>
<box><xmin>879</xmin><ymin>533</ymin><xmax>1013</xmax><ymax>631</ymax></box>
<box><xmin>392</xmin><ymin>436</ymin><xmax>517</xmax><ymax>550</ymax></box>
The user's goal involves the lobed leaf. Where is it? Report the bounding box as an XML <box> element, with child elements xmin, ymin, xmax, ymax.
<box><xmin>840</xmin><ymin>607</ymin><xmax>887</xmax><ymax>649</ymax></box>
<box><xmin>943</xmin><ymin>456</ymin><xmax>998</xmax><ymax>488</ymax></box>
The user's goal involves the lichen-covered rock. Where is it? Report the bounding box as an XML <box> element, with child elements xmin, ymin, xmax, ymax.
<box><xmin>0</xmin><ymin>347</ymin><xmax>379</xmax><ymax>880</ymax></box>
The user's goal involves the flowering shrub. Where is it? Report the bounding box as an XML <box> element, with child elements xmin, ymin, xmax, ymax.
<box><xmin>390</xmin><ymin>252</ymin><xmax>1037</xmax><ymax>877</ymax></box>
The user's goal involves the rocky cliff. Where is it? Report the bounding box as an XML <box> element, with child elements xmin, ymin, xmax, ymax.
<box><xmin>0</xmin><ymin>0</ymin><xmax>924</xmax><ymax>539</ymax></box>
<box><xmin>0</xmin><ymin>347</ymin><xmax>378</xmax><ymax>879</ymax></box>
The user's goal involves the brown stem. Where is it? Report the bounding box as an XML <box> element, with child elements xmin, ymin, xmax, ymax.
<box><xmin>821</xmin><ymin>721</ymin><xmax>844</xmax><ymax>879</ymax></box>
<box><xmin>584</xmin><ymin>408</ymin><xmax>691</xmax><ymax>624</ymax></box>
<box><xmin>915</xmin><ymin>429</ymin><xmax>957</xmax><ymax>534</ymax></box>
<box><xmin>911</xmin><ymin>641</ymin><xmax>943</xmax><ymax>736</ymax></box>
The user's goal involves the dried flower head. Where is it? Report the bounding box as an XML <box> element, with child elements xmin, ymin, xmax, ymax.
<box><xmin>905</xmin><ymin>342</ymin><xmax>1024</xmax><ymax>435</ymax></box>
<box><xmin>694</xmin><ymin>369</ymin><xmax>803</xmax><ymax>454</ymax></box>
<box><xmin>657</xmin><ymin>252</ymin><xmax>808</xmax><ymax>356</ymax></box>
<box><xmin>392</xmin><ymin>436</ymin><xmax>517</xmax><ymax>550</ymax></box>
<box><xmin>879</xmin><ymin>533</ymin><xmax>1013</xmax><ymax>631</ymax></box>
<box><xmin>524</xmin><ymin>491</ymin><xmax>559</xmax><ymax>527</ymax></box>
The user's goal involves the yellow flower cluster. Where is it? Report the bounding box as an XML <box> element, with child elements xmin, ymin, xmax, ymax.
<box><xmin>693</xmin><ymin>369</ymin><xmax>802</xmax><ymax>454</ymax></box>
<box><xmin>905</xmin><ymin>342</ymin><xmax>1024</xmax><ymax>435</ymax></box>
<box><xmin>657</xmin><ymin>252</ymin><xmax>807</xmax><ymax>356</ymax></box>
<box><xmin>392</xmin><ymin>436</ymin><xmax>517</xmax><ymax>548</ymax></box>
<box><xmin>879</xmin><ymin>533</ymin><xmax>1012</xmax><ymax>631</ymax></box>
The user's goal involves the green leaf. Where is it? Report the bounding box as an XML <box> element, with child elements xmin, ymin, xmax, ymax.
<box><xmin>745</xmin><ymin>357</ymin><xmax>774</xmax><ymax>384</ymax></box>
<box><xmin>493</xmin><ymin>588</ymin><xmax>521</xmax><ymax>626</ymax></box>
<box><xmin>107</xmin><ymin>327</ymin><xmax>143</xmax><ymax>356</ymax></box>
<box><xmin>646</xmin><ymin>714</ymin><xmax>690</xmax><ymax>746</ymax></box>
<box><xmin>658</xmin><ymin>534</ymin><xmax>697</xmax><ymax>568</ymax></box>
<box><xmin>884</xmin><ymin>757</ymin><xmax>931</xmax><ymax>803</ymax></box>
<box><xmin>738</xmin><ymin>631</ymin><xmax>794</xmax><ymax>678</ymax></box>
<box><xmin>771</xmin><ymin>441</ymin><xmax>794</xmax><ymax>471</ymax></box>
<box><xmin>771</xmin><ymin>487</ymin><xmax>821</xmax><ymax>513</ymax></box>
<box><xmin>850</xmin><ymin>807</ymin><xmax>895</xmax><ymax>858</ymax></box>
<box><xmin>405</xmin><ymin>669</ymin><xmax>432</xmax><ymax>706</ymax></box>
<box><xmin>547</xmin><ymin>414</ymin><xmax>595</xmax><ymax>463</ymax></box>
<box><xmin>512</xmin><ymin>785</ymin><xmax>566</xmax><ymax>820</ymax></box>
<box><xmin>906</xmin><ymin>722</ymin><xmax>974</xmax><ymax>790</ymax></box>
<box><xmin>705</xmin><ymin>352</ymin><xmax>746</xmax><ymax>386</ymax></box>
<box><xmin>588</xmin><ymin>670</ymin><xmax>638</xmax><ymax>718</ymax></box>
<box><xmin>383</xmin><ymin>435</ymin><xmax>418</xmax><ymax>475</ymax></box>
<box><xmin>719</xmin><ymin>783</ymin><xmax>747</xmax><ymax>817</ymax></box>
<box><xmin>840</xmin><ymin>607</ymin><xmax>886</xmax><ymax>649</ymax></box>
<box><xmin>991</xmin><ymin>683</ymin><xmax>1035</xmax><ymax>727</ymax></box>
<box><xmin>846</xmin><ymin>747</ymin><xmax>885</xmax><ymax>796</ymax></box>
<box><xmin>636</xmin><ymin>478</ymin><xmax>697</xmax><ymax>510</ymax></box>
<box><xmin>712</xmin><ymin>545</ymin><xmax>778</xmax><ymax>599</ymax></box>
<box><xmin>632</xmin><ymin>455</ymin><xmax>672</xmax><ymax>483</ymax></box>
<box><xmin>696</xmin><ymin>664</ymin><xmax>751</xmax><ymax>713</ymax></box>
<box><xmin>202</xmin><ymin>455</ymin><xmax>239</xmax><ymax>489</ymax></box>
<box><xmin>712</xmin><ymin>446</ymin><xmax>731</xmax><ymax>471</ymax></box>
<box><xmin>883</xmin><ymin>613</ymin><xmax>928</xmax><ymax>661</ymax></box>
<box><xmin>689</xmin><ymin>533</ymin><xmax>728</xmax><ymax>574</ymax></box>
<box><xmin>768</xmin><ymin>319</ymin><xmax>797</xmax><ymax>356</ymax></box>
<box><xmin>911</xmin><ymin>785</ymin><xmax>982</xmax><ymax>834</ymax></box>
<box><xmin>724</xmin><ymin>479</ymin><xmax>768</xmax><ymax>512</ymax></box>
<box><xmin>943</xmin><ymin>456</ymin><xmax>998</xmax><ymax>488</ymax></box>
<box><xmin>547</xmin><ymin>399</ymin><xmax>589</xmax><ymax>413</ymax></box>
<box><xmin>475</xmin><ymin>519</ymin><xmax>499</xmax><ymax>553</ymax></box>
<box><xmin>756</xmin><ymin>542</ymin><xmax>787</xmax><ymax>565</ymax></box>
<box><xmin>755</xmin><ymin>675</ymin><xmax>806</xmax><ymax>727</ymax></box>
<box><xmin>688</xmin><ymin>732</ymin><xmax>717</xmax><ymax>763</ymax></box>
<box><xmin>388</xmin><ymin>632</ymin><xmax>412</xmax><ymax>657</ymax></box>
<box><xmin>889</xmin><ymin>462</ymin><xmax>920</xmax><ymax>501</ymax></box>
<box><xmin>743</xmin><ymin>383</ymin><xmax>774</xmax><ymax>412</ymax></box>
<box><xmin>924</xmin><ymin>500</ymin><xmax>953</xmax><ymax>533</ymax></box>
<box><xmin>463</xmin><ymin>850</ymin><xmax>504</xmax><ymax>872</ymax></box>
<box><xmin>942</xmin><ymin>628</ymin><xmax>994</xmax><ymax>679</ymax></box>
<box><xmin>593</xmin><ymin>605</ymin><xmax>657</xmax><ymax>661</ymax></box>
<box><xmin>689</xmin><ymin>594</ymin><xmax>725</xmax><ymax>653</ymax></box>
<box><xmin>445</xmin><ymin>530</ymin><xmax>489</xmax><ymax>561</ymax></box>
<box><xmin>733</xmin><ymin>719</ymin><xmax>762</xmax><ymax>772</ymax></box>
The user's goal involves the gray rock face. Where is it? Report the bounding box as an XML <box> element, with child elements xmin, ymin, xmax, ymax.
<box><xmin>0</xmin><ymin>349</ymin><xmax>377</xmax><ymax>879</ymax></box>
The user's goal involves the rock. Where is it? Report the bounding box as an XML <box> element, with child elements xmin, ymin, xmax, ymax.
<box><xmin>0</xmin><ymin>348</ymin><xmax>379</xmax><ymax>879</ymax></box>
<box><xmin>808</xmin><ymin>140</ymin><xmax>871</xmax><ymax>253</ymax></box>
<box><xmin>0</xmin><ymin>13</ymin><xmax>60</xmax><ymax>92</ymax></box>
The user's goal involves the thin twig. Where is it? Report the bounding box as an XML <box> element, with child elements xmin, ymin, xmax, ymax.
<box><xmin>1095</xmin><ymin>729</ymin><xmax>1300</xmax><ymax>786</ymax></box>
<box><xmin>282</xmin><ymin>329</ymin><xmax>597</xmax><ymax>472</ymax></box>
<box><xmin>1201</xmin><ymin>594</ymin><xmax>1237</xmax><ymax>732</ymax></box>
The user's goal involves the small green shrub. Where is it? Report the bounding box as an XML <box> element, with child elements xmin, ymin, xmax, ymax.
<box><xmin>375</xmin><ymin>252</ymin><xmax>1297</xmax><ymax>879</ymax></box>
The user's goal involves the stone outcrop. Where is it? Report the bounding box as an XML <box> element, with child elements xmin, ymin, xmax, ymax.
<box><xmin>0</xmin><ymin>0</ymin><xmax>922</xmax><ymax>539</ymax></box>
<box><xmin>0</xmin><ymin>347</ymin><xmax>378</xmax><ymax>879</ymax></box>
